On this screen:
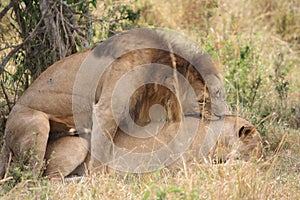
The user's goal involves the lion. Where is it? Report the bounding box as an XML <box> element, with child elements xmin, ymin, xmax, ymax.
<box><xmin>0</xmin><ymin>28</ymin><xmax>226</xmax><ymax>179</ymax></box>
<box><xmin>43</xmin><ymin>115</ymin><xmax>263</xmax><ymax>177</ymax></box>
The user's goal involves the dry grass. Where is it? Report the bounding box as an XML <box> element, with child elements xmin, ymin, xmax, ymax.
<box><xmin>1</xmin><ymin>158</ymin><xmax>299</xmax><ymax>199</ymax></box>
<box><xmin>1</xmin><ymin>0</ymin><xmax>300</xmax><ymax>199</ymax></box>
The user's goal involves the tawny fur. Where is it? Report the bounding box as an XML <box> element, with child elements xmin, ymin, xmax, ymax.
<box><xmin>0</xmin><ymin>29</ymin><xmax>226</xmax><ymax>178</ymax></box>
<box><xmin>44</xmin><ymin>116</ymin><xmax>263</xmax><ymax>177</ymax></box>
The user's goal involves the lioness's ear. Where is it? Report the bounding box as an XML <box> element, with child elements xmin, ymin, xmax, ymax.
<box><xmin>238</xmin><ymin>126</ymin><xmax>255</xmax><ymax>138</ymax></box>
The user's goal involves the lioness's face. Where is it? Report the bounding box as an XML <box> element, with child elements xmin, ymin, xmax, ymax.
<box><xmin>234</xmin><ymin>126</ymin><xmax>264</xmax><ymax>161</ymax></box>
<box><xmin>211</xmin><ymin>125</ymin><xmax>263</xmax><ymax>163</ymax></box>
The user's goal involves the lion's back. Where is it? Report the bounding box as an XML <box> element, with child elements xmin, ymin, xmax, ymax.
<box><xmin>16</xmin><ymin>50</ymin><xmax>91</xmax><ymax>117</ymax></box>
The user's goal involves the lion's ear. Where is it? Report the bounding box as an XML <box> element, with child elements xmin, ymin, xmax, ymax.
<box><xmin>238</xmin><ymin>126</ymin><xmax>255</xmax><ymax>138</ymax></box>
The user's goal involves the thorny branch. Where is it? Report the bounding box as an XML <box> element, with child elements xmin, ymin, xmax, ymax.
<box><xmin>0</xmin><ymin>16</ymin><xmax>44</xmax><ymax>74</ymax></box>
<box><xmin>0</xmin><ymin>0</ymin><xmax>92</xmax><ymax>74</ymax></box>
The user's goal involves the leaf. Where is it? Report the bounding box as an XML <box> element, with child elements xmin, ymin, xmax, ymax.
<box><xmin>142</xmin><ymin>190</ymin><xmax>150</xmax><ymax>200</ymax></box>
<box><xmin>167</xmin><ymin>186</ymin><xmax>182</xmax><ymax>193</ymax></box>
<box><xmin>77</xmin><ymin>2</ymin><xmax>83</xmax><ymax>11</ymax></box>
<box><xmin>90</xmin><ymin>0</ymin><xmax>97</xmax><ymax>9</ymax></box>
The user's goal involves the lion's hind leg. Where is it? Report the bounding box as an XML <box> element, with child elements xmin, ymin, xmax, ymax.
<box><xmin>44</xmin><ymin>136</ymin><xmax>89</xmax><ymax>178</ymax></box>
<box><xmin>2</xmin><ymin>104</ymin><xmax>50</xmax><ymax>178</ymax></box>
<box><xmin>0</xmin><ymin>143</ymin><xmax>10</xmax><ymax>179</ymax></box>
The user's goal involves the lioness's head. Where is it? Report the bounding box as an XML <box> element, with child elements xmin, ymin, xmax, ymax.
<box><xmin>209</xmin><ymin>117</ymin><xmax>263</xmax><ymax>163</ymax></box>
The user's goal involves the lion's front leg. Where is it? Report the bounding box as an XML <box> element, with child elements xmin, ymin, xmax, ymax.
<box><xmin>89</xmin><ymin>98</ymin><xmax>119</xmax><ymax>172</ymax></box>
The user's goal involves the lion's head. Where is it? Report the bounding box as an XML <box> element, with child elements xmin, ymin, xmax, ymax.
<box><xmin>127</xmin><ymin>61</ymin><xmax>225</xmax><ymax>127</ymax></box>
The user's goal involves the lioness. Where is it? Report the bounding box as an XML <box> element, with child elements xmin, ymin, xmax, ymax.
<box><xmin>0</xmin><ymin>28</ymin><xmax>226</xmax><ymax>178</ymax></box>
<box><xmin>44</xmin><ymin>116</ymin><xmax>263</xmax><ymax>177</ymax></box>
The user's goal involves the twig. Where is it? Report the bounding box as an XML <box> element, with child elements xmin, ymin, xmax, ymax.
<box><xmin>257</xmin><ymin>112</ymin><xmax>275</xmax><ymax>127</ymax></box>
<box><xmin>0</xmin><ymin>176</ymin><xmax>13</xmax><ymax>184</ymax></box>
<box><xmin>0</xmin><ymin>14</ymin><xmax>44</xmax><ymax>74</ymax></box>
<box><xmin>0</xmin><ymin>44</ymin><xmax>22</xmax><ymax>74</ymax></box>
<box><xmin>0</xmin><ymin>0</ymin><xmax>20</xmax><ymax>21</ymax></box>
<box><xmin>4</xmin><ymin>152</ymin><xmax>12</xmax><ymax>180</ymax></box>
<box><xmin>0</xmin><ymin>45</ymin><xmax>19</xmax><ymax>51</ymax></box>
<box><xmin>0</xmin><ymin>79</ymin><xmax>12</xmax><ymax>111</ymax></box>
<box><xmin>61</xmin><ymin>0</ymin><xmax>86</xmax><ymax>8</ymax></box>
